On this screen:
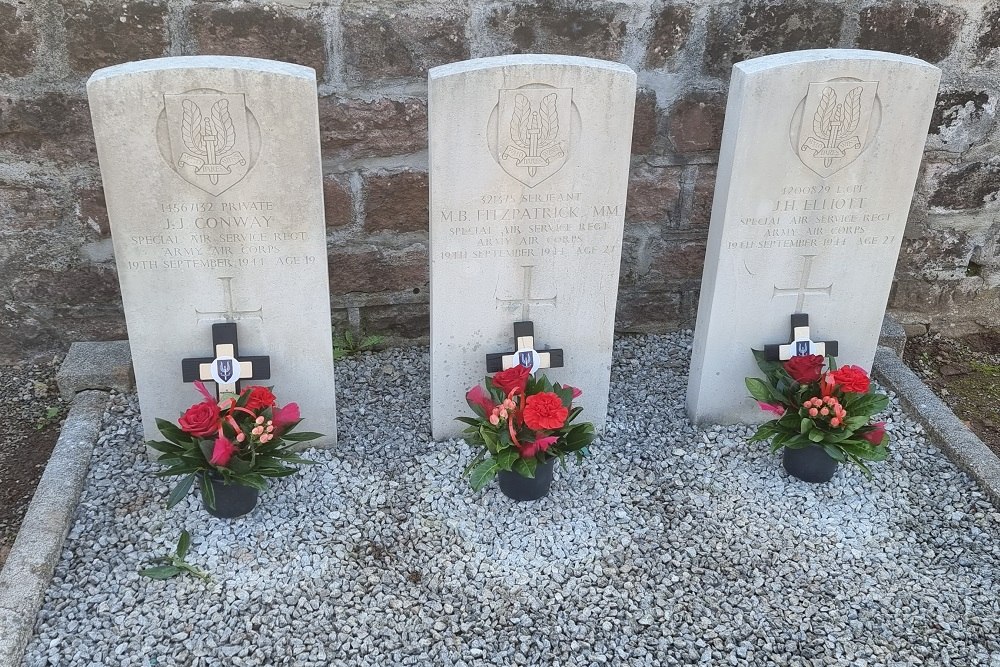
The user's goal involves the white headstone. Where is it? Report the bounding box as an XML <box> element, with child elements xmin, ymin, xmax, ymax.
<box><xmin>428</xmin><ymin>55</ymin><xmax>636</xmax><ymax>439</ymax></box>
<box><xmin>88</xmin><ymin>56</ymin><xmax>337</xmax><ymax>444</ymax></box>
<box><xmin>687</xmin><ymin>49</ymin><xmax>940</xmax><ymax>425</ymax></box>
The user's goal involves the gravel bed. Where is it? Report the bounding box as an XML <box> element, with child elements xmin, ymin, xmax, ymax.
<box><xmin>23</xmin><ymin>332</ymin><xmax>1000</xmax><ymax>666</ymax></box>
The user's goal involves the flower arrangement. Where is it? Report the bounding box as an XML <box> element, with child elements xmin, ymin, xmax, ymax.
<box><xmin>148</xmin><ymin>381</ymin><xmax>321</xmax><ymax>510</ymax></box>
<box><xmin>458</xmin><ymin>365</ymin><xmax>596</xmax><ymax>492</ymax></box>
<box><xmin>745</xmin><ymin>350</ymin><xmax>890</xmax><ymax>475</ymax></box>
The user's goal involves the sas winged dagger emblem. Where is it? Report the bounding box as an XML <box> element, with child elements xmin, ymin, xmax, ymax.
<box><xmin>495</xmin><ymin>87</ymin><xmax>572</xmax><ymax>188</ymax></box>
<box><xmin>793</xmin><ymin>81</ymin><xmax>878</xmax><ymax>178</ymax></box>
<box><xmin>163</xmin><ymin>92</ymin><xmax>253</xmax><ymax>196</ymax></box>
<box><xmin>178</xmin><ymin>98</ymin><xmax>246</xmax><ymax>185</ymax></box>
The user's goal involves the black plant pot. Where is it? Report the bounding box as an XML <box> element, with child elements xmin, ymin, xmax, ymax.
<box><xmin>498</xmin><ymin>457</ymin><xmax>555</xmax><ymax>501</ymax></box>
<box><xmin>783</xmin><ymin>444</ymin><xmax>838</xmax><ymax>483</ymax></box>
<box><xmin>202</xmin><ymin>473</ymin><xmax>259</xmax><ymax>518</ymax></box>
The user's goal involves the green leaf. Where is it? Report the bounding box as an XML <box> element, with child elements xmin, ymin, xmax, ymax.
<box><xmin>496</xmin><ymin>449</ymin><xmax>518</xmax><ymax>471</ymax></box>
<box><xmin>744</xmin><ymin>377</ymin><xmax>774</xmax><ymax>403</ymax></box>
<box><xmin>469</xmin><ymin>459</ymin><xmax>499</xmax><ymax>492</ymax></box>
<box><xmin>807</xmin><ymin>429</ymin><xmax>826</xmax><ymax>443</ymax></box>
<box><xmin>281</xmin><ymin>431</ymin><xmax>323</xmax><ymax>442</ymax></box>
<box><xmin>176</xmin><ymin>530</ymin><xmax>191</xmax><ymax>559</ymax></box>
<box><xmin>140</xmin><ymin>565</ymin><xmax>181</xmax><ymax>580</ymax></box>
<box><xmin>822</xmin><ymin>444</ymin><xmax>848</xmax><ymax>462</ymax></box>
<box><xmin>800</xmin><ymin>418</ymin><xmax>813</xmax><ymax>435</ymax></box>
<box><xmin>146</xmin><ymin>440</ymin><xmax>182</xmax><ymax>455</ymax></box>
<box><xmin>455</xmin><ymin>416</ymin><xmax>482</xmax><ymax>427</ymax></box>
<box><xmin>511</xmin><ymin>457</ymin><xmax>538</xmax><ymax>478</ymax></box>
<box><xmin>155</xmin><ymin>419</ymin><xmax>192</xmax><ymax>446</ymax></box>
<box><xmin>199</xmin><ymin>474</ymin><xmax>216</xmax><ymax>511</ymax></box>
<box><xmin>166</xmin><ymin>473</ymin><xmax>196</xmax><ymax>509</ymax></box>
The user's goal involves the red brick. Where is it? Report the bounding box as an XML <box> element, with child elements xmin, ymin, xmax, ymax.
<box><xmin>328</xmin><ymin>246</ymin><xmax>428</xmax><ymax>295</ymax></box>
<box><xmin>319</xmin><ymin>96</ymin><xmax>427</xmax><ymax>160</ymax></box>
<box><xmin>615</xmin><ymin>289</ymin><xmax>684</xmax><ymax>333</ymax></box>
<box><xmin>632</xmin><ymin>88</ymin><xmax>658</xmax><ymax>155</ymax></box>
<box><xmin>0</xmin><ymin>181</ymin><xmax>62</xmax><ymax>232</ymax></box>
<box><xmin>2</xmin><ymin>264</ymin><xmax>124</xmax><ymax>362</ymax></box>
<box><xmin>363</xmin><ymin>170</ymin><xmax>428</xmax><ymax>234</ymax></box>
<box><xmin>0</xmin><ymin>2</ymin><xmax>38</xmax><ymax>77</ymax></box>
<box><xmin>857</xmin><ymin>1</ymin><xmax>964</xmax><ymax>64</ymax></box>
<box><xmin>928</xmin><ymin>161</ymin><xmax>1000</xmax><ymax>211</ymax></box>
<box><xmin>688</xmin><ymin>165</ymin><xmax>718</xmax><ymax>229</ymax></box>
<box><xmin>64</xmin><ymin>0</ymin><xmax>168</xmax><ymax>74</ymax></box>
<box><xmin>189</xmin><ymin>4</ymin><xmax>325</xmax><ymax>78</ymax></box>
<box><xmin>626</xmin><ymin>166</ymin><xmax>682</xmax><ymax>224</ymax></box>
<box><xmin>483</xmin><ymin>0</ymin><xmax>626</xmax><ymax>60</ymax></box>
<box><xmin>324</xmin><ymin>174</ymin><xmax>353</xmax><ymax>229</ymax></box>
<box><xmin>0</xmin><ymin>93</ymin><xmax>96</xmax><ymax>163</ymax></box>
<box><xmin>651</xmin><ymin>239</ymin><xmax>707</xmax><ymax>281</ymax></box>
<box><xmin>77</xmin><ymin>186</ymin><xmax>109</xmax><ymax>236</ymax></box>
<box><xmin>342</xmin><ymin>1</ymin><xmax>468</xmax><ymax>80</ymax></box>
<box><xmin>978</xmin><ymin>1</ymin><xmax>1000</xmax><ymax>57</ymax></box>
<box><xmin>644</xmin><ymin>4</ymin><xmax>695</xmax><ymax>69</ymax></box>
<box><xmin>362</xmin><ymin>303</ymin><xmax>430</xmax><ymax>339</ymax></box>
<box><xmin>705</xmin><ymin>1</ymin><xmax>843</xmax><ymax>78</ymax></box>
<box><xmin>666</xmin><ymin>92</ymin><xmax>726</xmax><ymax>154</ymax></box>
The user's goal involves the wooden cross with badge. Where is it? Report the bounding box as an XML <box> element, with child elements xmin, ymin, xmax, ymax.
<box><xmin>486</xmin><ymin>321</ymin><xmax>563</xmax><ymax>374</ymax></box>
<box><xmin>764</xmin><ymin>313</ymin><xmax>839</xmax><ymax>361</ymax></box>
<box><xmin>181</xmin><ymin>322</ymin><xmax>271</xmax><ymax>398</ymax></box>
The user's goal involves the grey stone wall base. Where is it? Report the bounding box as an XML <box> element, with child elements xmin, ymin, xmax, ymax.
<box><xmin>56</xmin><ymin>341</ymin><xmax>134</xmax><ymax>402</ymax></box>
<box><xmin>879</xmin><ymin>313</ymin><xmax>907</xmax><ymax>358</ymax></box>
<box><xmin>873</xmin><ymin>346</ymin><xmax>1000</xmax><ymax>505</ymax></box>
<box><xmin>0</xmin><ymin>390</ymin><xmax>109</xmax><ymax>667</ymax></box>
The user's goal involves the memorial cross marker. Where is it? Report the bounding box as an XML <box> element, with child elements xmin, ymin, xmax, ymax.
<box><xmin>428</xmin><ymin>55</ymin><xmax>636</xmax><ymax>439</ymax></box>
<box><xmin>88</xmin><ymin>56</ymin><xmax>337</xmax><ymax>444</ymax></box>
<box><xmin>763</xmin><ymin>314</ymin><xmax>838</xmax><ymax>361</ymax></box>
<box><xmin>181</xmin><ymin>322</ymin><xmax>271</xmax><ymax>397</ymax></box>
<box><xmin>486</xmin><ymin>321</ymin><xmax>564</xmax><ymax>374</ymax></box>
<box><xmin>687</xmin><ymin>50</ymin><xmax>940</xmax><ymax>425</ymax></box>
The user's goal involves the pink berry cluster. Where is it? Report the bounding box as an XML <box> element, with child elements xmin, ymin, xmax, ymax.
<box><xmin>803</xmin><ymin>396</ymin><xmax>848</xmax><ymax>428</ymax></box>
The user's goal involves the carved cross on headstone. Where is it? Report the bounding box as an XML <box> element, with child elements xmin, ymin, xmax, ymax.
<box><xmin>486</xmin><ymin>321</ymin><xmax>563</xmax><ymax>374</ymax></box>
<box><xmin>764</xmin><ymin>313</ymin><xmax>839</xmax><ymax>361</ymax></box>
<box><xmin>495</xmin><ymin>265</ymin><xmax>557</xmax><ymax>321</ymax></box>
<box><xmin>196</xmin><ymin>276</ymin><xmax>263</xmax><ymax>323</ymax></box>
<box><xmin>772</xmin><ymin>254</ymin><xmax>832</xmax><ymax>313</ymax></box>
<box><xmin>181</xmin><ymin>322</ymin><xmax>271</xmax><ymax>398</ymax></box>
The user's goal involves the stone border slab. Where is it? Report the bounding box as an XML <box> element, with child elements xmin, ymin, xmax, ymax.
<box><xmin>55</xmin><ymin>340</ymin><xmax>134</xmax><ymax>402</ymax></box>
<box><xmin>874</xmin><ymin>346</ymin><xmax>1000</xmax><ymax>504</ymax></box>
<box><xmin>0</xmin><ymin>390</ymin><xmax>109</xmax><ymax>667</ymax></box>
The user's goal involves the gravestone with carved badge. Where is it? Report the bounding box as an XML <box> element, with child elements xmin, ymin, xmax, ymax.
<box><xmin>88</xmin><ymin>56</ymin><xmax>336</xmax><ymax>444</ymax></box>
<box><xmin>428</xmin><ymin>55</ymin><xmax>636</xmax><ymax>439</ymax></box>
<box><xmin>687</xmin><ymin>49</ymin><xmax>939</xmax><ymax>426</ymax></box>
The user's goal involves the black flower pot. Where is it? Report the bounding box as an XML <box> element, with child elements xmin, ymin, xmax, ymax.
<box><xmin>498</xmin><ymin>457</ymin><xmax>555</xmax><ymax>501</ymax></box>
<box><xmin>202</xmin><ymin>473</ymin><xmax>259</xmax><ymax>518</ymax></box>
<box><xmin>783</xmin><ymin>444</ymin><xmax>838</xmax><ymax>483</ymax></box>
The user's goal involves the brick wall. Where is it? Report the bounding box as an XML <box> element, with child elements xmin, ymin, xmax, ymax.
<box><xmin>2</xmin><ymin>0</ymin><xmax>998</xmax><ymax>362</ymax></box>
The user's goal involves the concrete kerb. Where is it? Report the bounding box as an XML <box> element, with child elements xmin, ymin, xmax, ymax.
<box><xmin>873</xmin><ymin>345</ymin><xmax>1000</xmax><ymax>505</ymax></box>
<box><xmin>0</xmin><ymin>390</ymin><xmax>109</xmax><ymax>667</ymax></box>
<box><xmin>0</xmin><ymin>340</ymin><xmax>132</xmax><ymax>667</ymax></box>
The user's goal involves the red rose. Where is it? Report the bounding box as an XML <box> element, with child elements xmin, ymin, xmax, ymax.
<box><xmin>831</xmin><ymin>365</ymin><xmax>870</xmax><ymax>394</ymax></box>
<box><xmin>493</xmin><ymin>365</ymin><xmax>531</xmax><ymax>396</ymax></box>
<box><xmin>178</xmin><ymin>400</ymin><xmax>220</xmax><ymax>437</ymax></box>
<box><xmin>783</xmin><ymin>354</ymin><xmax>824</xmax><ymax>384</ymax></box>
<box><xmin>272</xmin><ymin>403</ymin><xmax>301</xmax><ymax>432</ymax></box>
<box><xmin>209</xmin><ymin>435</ymin><xmax>238</xmax><ymax>467</ymax></box>
<box><xmin>861</xmin><ymin>421</ymin><xmax>887</xmax><ymax>445</ymax></box>
<box><xmin>522</xmin><ymin>392</ymin><xmax>569</xmax><ymax>431</ymax></box>
<box><xmin>243</xmin><ymin>385</ymin><xmax>277</xmax><ymax>410</ymax></box>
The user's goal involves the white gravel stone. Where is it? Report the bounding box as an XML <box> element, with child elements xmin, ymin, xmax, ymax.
<box><xmin>20</xmin><ymin>333</ymin><xmax>1000</xmax><ymax>666</ymax></box>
